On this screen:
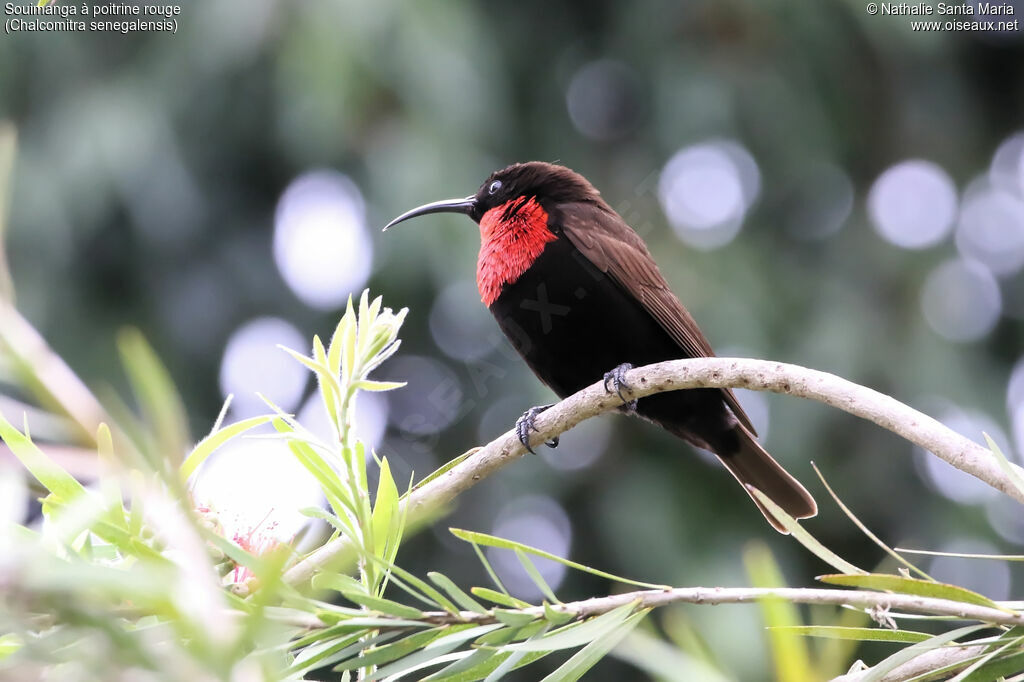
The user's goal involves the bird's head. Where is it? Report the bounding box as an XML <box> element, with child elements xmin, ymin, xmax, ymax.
<box><xmin>383</xmin><ymin>161</ymin><xmax>604</xmax><ymax>231</ymax></box>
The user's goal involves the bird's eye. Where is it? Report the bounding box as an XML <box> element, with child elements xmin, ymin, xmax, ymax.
<box><xmin>488</xmin><ymin>180</ymin><xmax>502</xmax><ymax>195</ymax></box>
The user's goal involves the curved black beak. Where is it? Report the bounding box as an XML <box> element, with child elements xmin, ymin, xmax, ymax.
<box><xmin>382</xmin><ymin>195</ymin><xmax>477</xmax><ymax>231</ymax></box>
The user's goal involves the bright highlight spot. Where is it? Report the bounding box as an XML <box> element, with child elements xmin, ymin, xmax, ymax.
<box><xmin>274</xmin><ymin>170</ymin><xmax>372</xmax><ymax>310</ymax></box>
<box><xmin>298</xmin><ymin>390</ymin><xmax>389</xmax><ymax>452</ymax></box>
<box><xmin>920</xmin><ymin>259</ymin><xmax>1001</xmax><ymax>342</ymax></box>
<box><xmin>915</xmin><ymin>405</ymin><xmax>1010</xmax><ymax>504</ymax></box>
<box><xmin>190</xmin><ymin>439</ymin><xmax>323</xmax><ymax>546</ymax></box>
<box><xmin>868</xmin><ymin>160</ymin><xmax>957</xmax><ymax>249</ymax></box>
<box><xmin>219</xmin><ymin>317</ymin><xmax>308</xmax><ymax>417</ymax></box>
<box><xmin>955</xmin><ymin>178</ymin><xmax>1024</xmax><ymax>276</ymax></box>
<box><xmin>659</xmin><ymin>140</ymin><xmax>760</xmax><ymax>250</ymax></box>
<box><xmin>488</xmin><ymin>496</ymin><xmax>572</xmax><ymax>600</ymax></box>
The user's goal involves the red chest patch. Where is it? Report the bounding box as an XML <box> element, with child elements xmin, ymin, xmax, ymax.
<box><xmin>477</xmin><ymin>197</ymin><xmax>557</xmax><ymax>307</ymax></box>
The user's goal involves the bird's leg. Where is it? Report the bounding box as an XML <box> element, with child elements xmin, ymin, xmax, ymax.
<box><xmin>515</xmin><ymin>403</ymin><xmax>559</xmax><ymax>455</ymax></box>
<box><xmin>603</xmin><ymin>362</ymin><xmax>638</xmax><ymax>411</ymax></box>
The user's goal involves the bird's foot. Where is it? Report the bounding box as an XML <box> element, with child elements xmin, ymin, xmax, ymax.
<box><xmin>515</xmin><ymin>403</ymin><xmax>559</xmax><ymax>455</ymax></box>
<box><xmin>603</xmin><ymin>362</ymin><xmax>637</xmax><ymax>411</ymax></box>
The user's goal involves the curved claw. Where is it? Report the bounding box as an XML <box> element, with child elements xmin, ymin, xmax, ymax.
<box><xmin>603</xmin><ymin>362</ymin><xmax>636</xmax><ymax>410</ymax></box>
<box><xmin>515</xmin><ymin>403</ymin><xmax>557</xmax><ymax>455</ymax></box>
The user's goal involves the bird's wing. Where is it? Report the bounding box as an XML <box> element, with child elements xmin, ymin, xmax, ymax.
<box><xmin>558</xmin><ymin>201</ymin><xmax>757</xmax><ymax>435</ymax></box>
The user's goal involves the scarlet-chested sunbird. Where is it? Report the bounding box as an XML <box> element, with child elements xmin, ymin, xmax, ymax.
<box><xmin>384</xmin><ymin>161</ymin><xmax>816</xmax><ymax>532</ymax></box>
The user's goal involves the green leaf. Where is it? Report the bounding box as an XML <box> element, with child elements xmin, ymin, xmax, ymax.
<box><xmin>0</xmin><ymin>411</ymin><xmax>85</xmax><ymax>502</ymax></box>
<box><xmin>180</xmin><ymin>414</ymin><xmax>274</xmax><ymax>480</ymax></box>
<box><xmin>505</xmin><ymin>602</ymin><xmax>638</xmax><ymax>653</ymax></box>
<box><xmin>818</xmin><ymin>574</ymin><xmax>1002</xmax><ymax>609</ymax></box>
<box><xmin>341</xmin><ymin>296</ymin><xmax>357</xmax><ymax>382</ymax></box>
<box><xmin>895</xmin><ymin>547</ymin><xmax>1024</xmax><ymax>562</ymax></box>
<box><xmin>811</xmin><ymin>462</ymin><xmax>934</xmax><ymax>581</ymax></box>
<box><xmin>955</xmin><ymin>646</ymin><xmax>1024</xmax><ymax>682</ymax></box>
<box><xmin>0</xmin><ymin>633</ymin><xmax>22</xmax><ymax>661</ymax></box>
<box><xmin>744</xmin><ymin>542</ymin><xmax>813</xmax><ymax>682</ymax></box>
<box><xmin>117</xmin><ymin>328</ymin><xmax>190</xmax><ymax>467</ymax></box>
<box><xmin>288</xmin><ymin>631</ymin><xmax>386</xmax><ymax>676</ymax></box>
<box><xmin>340</xmin><ymin>591</ymin><xmax>425</xmax><ymax>620</ymax></box>
<box><xmin>360</xmin><ymin>625</ymin><xmax>501</xmax><ymax>681</ymax></box>
<box><xmin>860</xmin><ymin>624</ymin><xmax>990</xmax><ymax>682</ymax></box>
<box><xmin>371</xmin><ymin>456</ymin><xmax>401</xmax><ymax>565</ymax></box>
<box><xmin>450</xmin><ymin>529</ymin><xmax>669</xmax><ymax>590</ymax></box>
<box><xmin>493</xmin><ymin>609</ymin><xmax>538</xmax><ymax>628</ymax></box>
<box><xmin>768</xmin><ymin>626</ymin><xmax>932</xmax><ymax>643</ymax></box>
<box><xmin>539</xmin><ymin>608</ymin><xmax>648</xmax><ymax>682</ymax></box>
<box><xmin>543</xmin><ymin>602</ymin><xmax>574</xmax><ymax>626</ymax></box>
<box><xmin>748</xmin><ymin>487</ymin><xmax>866</xmax><ymax>575</ymax></box>
<box><xmin>470</xmin><ymin>542</ymin><xmax>512</xmax><ymax>599</ymax></box>
<box><xmin>429</xmin><ymin>571</ymin><xmax>489</xmax><ymax>614</ymax></box>
<box><xmin>353</xmin><ymin>379</ymin><xmax>407</xmax><ymax>392</ymax></box>
<box><xmin>328</xmin><ymin>305</ymin><xmax>354</xmax><ymax>378</ymax></box>
<box><xmin>412</xmin><ymin>448</ymin><xmax>479</xmax><ymax>492</ymax></box>
<box><xmin>483</xmin><ymin>631</ymin><xmax>552</xmax><ymax>681</ymax></box>
<box><xmin>471</xmin><ymin>587</ymin><xmax>532</xmax><ymax>609</ymax></box>
<box><xmin>515</xmin><ymin>549</ymin><xmax>559</xmax><ymax>604</ymax></box>
<box><xmin>332</xmin><ymin>627</ymin><xmax>455</xmax><ymax>674</ymax></box>
<box><xmin>363</xmin><ymin>557</ymin><xmax>460</xmax><ymax>615</ymax></box>
<box><xmin>312</xmin><ymin>571</ymin><xmax>367</xmax><ymax>595</ymax></box>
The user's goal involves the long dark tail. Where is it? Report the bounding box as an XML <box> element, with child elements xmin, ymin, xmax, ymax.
<box><xmin>715</xmin><ymin>425</ymin><xmax>817</xmax><ymax>533</ymax></box>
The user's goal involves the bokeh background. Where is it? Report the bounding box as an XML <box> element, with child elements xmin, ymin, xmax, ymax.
<box><xmin>2</xmin><ymin>0</ymin><xmax>1024</xmax><ymax>678</ymax></box>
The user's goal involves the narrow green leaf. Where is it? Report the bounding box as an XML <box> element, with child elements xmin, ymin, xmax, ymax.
<box><xmin>340</xmin><ymin>591</ymin><xmax>425</xmax><ymax>620</ymax></box>
<box><xmin>471</xmin><ymin>587</ymin><xmax>532</xmax><ymax>609</ymax></box>
<box><xmin>309</xmin><ymin>615</ymin><xmax>430</xmax><ymax>630</ymax></box>
<box><xmin>818</xmin><ymin>574</ymin><xmax>1001</xmax><ymax>609</ymax></box>
<box><xmin>419</xmin><ymin>648</ymin><xmax>497</xmax><ymax>682</ymax></box>
<box><xmin>332</xmin><ymin>626</ymin><xmax>455</xmax><ymax>674</ymax></box>
<box><xmin>540</xmin><ymin>608</ymin><xmax>648</xmax><ymax>682</ymax></box>
<box><xmin>371</xmin><ymin>456</ymin><xmax>400</xmax><ymax>562</ymax></box>
<box><xmin>450</xmin><ymin>529</ymin><xmax>669</xmax><ymax>590</ymax></box>
<box><xmin>328</xmin><ymin>308</ymin><xmax>354</xmax><ymax>378</ymax></box>
<box><xmin>483</xmin><ymin>631</ymin><xmax>552</xmax><ymax>681</ymax></box>
<box><xmin>948</xmin><ymin>633</ymin><xmax>1024</xmax><ymax>681</ymax></box>
<box><xmin>287</xmin><ymin>631</ymin><xmax>383</xmax><ymax>676</ymax></box>
<box><xmin>543</xmin><ymin>602</ymin><xmax>574</xmax><ymax>626</ymax></box>
<box><xmin>744</xmin><ymin>542</ymin><xmax>813</xmax><ymax>682</ymax></box>
<box><xmin>494</xmin><ymin>609</ymin><xmax>538</xmax><ymax>628</ymax></box>
<box><xmin>361</xmin><ymin>626</ymin><xmax>500</xmax><ymax>681</ymax></box>
<box><xmin>180</xmin><ymin>414</ymin><xmax>274</xmax><ymax>480</ymax></box>
<box><xmin>955</xmin><ymin>647</ymin><xmax>1024</xmax><ymax>682</ymax></box>
<box><xmin>860</xmin><ymin>624</ymin><xmax>990</xmax><ymax>682</ymax></box>
<box><xmin>117</xmin><ymin>328</ymin><xmax>190</xmax><ymax>466</ymax></box>
<box><xmin>505</xmin><ymin>602</ymin><xmax>638</xmax><ymax>653</ymax></box>
<box><xmin>354</xmin><ymin>379</ymin><xmax>407</xmax><ymax>392</ymax></box>
<box><xmin>895</xmin><ymin>547</ymin><xmax>1024</xmax><ymax>562</ymax></box>
<box><xmin>0</xmin><ymin>633</ymin><xmax>21</xmax><ymax>661</ymax></box>
<box><xmin>749</xmin><ymin>487</ymin><xmax>867</xmax><ymax>575</ymax></box>
<box><xmin>471</xmin><ymin>542</ymin><xmax>512</xmax><ymax>599</ymax></box>
<box><xmin>312</xmin><ymin>571</ymin><xmax>367</xmax><ymax>595</ymax></box>
<box><xmin>363</xmin><ymin>557</ymin><xmax>460</xmax><ymax>615</ymax></box>
<box><xmin>429</xmin><ymin>572</ymin><xmax>489</xmax><ymax>614</ymax></box>
<box><xmin>515</xmin><ymin>549</ymin><xmax>559</xmax><ymax>604</ymax></box>
<box><xmin>0</xmin><ymin>411</ymin><xmax>85</xmax><ymax>502</ymax></box>
<box><xmin>811</xmin><ymin>462</ymin><xmax>933</xmax><ymax>580</ymax></box>
<box><xmin>341</xmin><ymin>296</ymin><xmax>357</xmax><ymax>383</ymax></box>
<box><xmin>768</xmin><ymin>626</ymin><xmax>932</xmax><ymax>643</ymax></box>
<box><xmin>411</xmin><ymin>449</ymin><xmax>479</xmax><ymax>492</ymax></box>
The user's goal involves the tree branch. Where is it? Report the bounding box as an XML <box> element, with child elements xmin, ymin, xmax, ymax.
<box><xmin>283</xmin><ymin>357</ymin><xmax>1024</xmax><ymax>585</ymax></box>
<box><xmin>832</xmin><ymin>644</ymin><xmax>987</xmax><ymax>682</ymax></box>
<box><xmin>405</xmin><ymin>585</ymin><xmax>1024</xmax><ymax>628</ymax></box>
